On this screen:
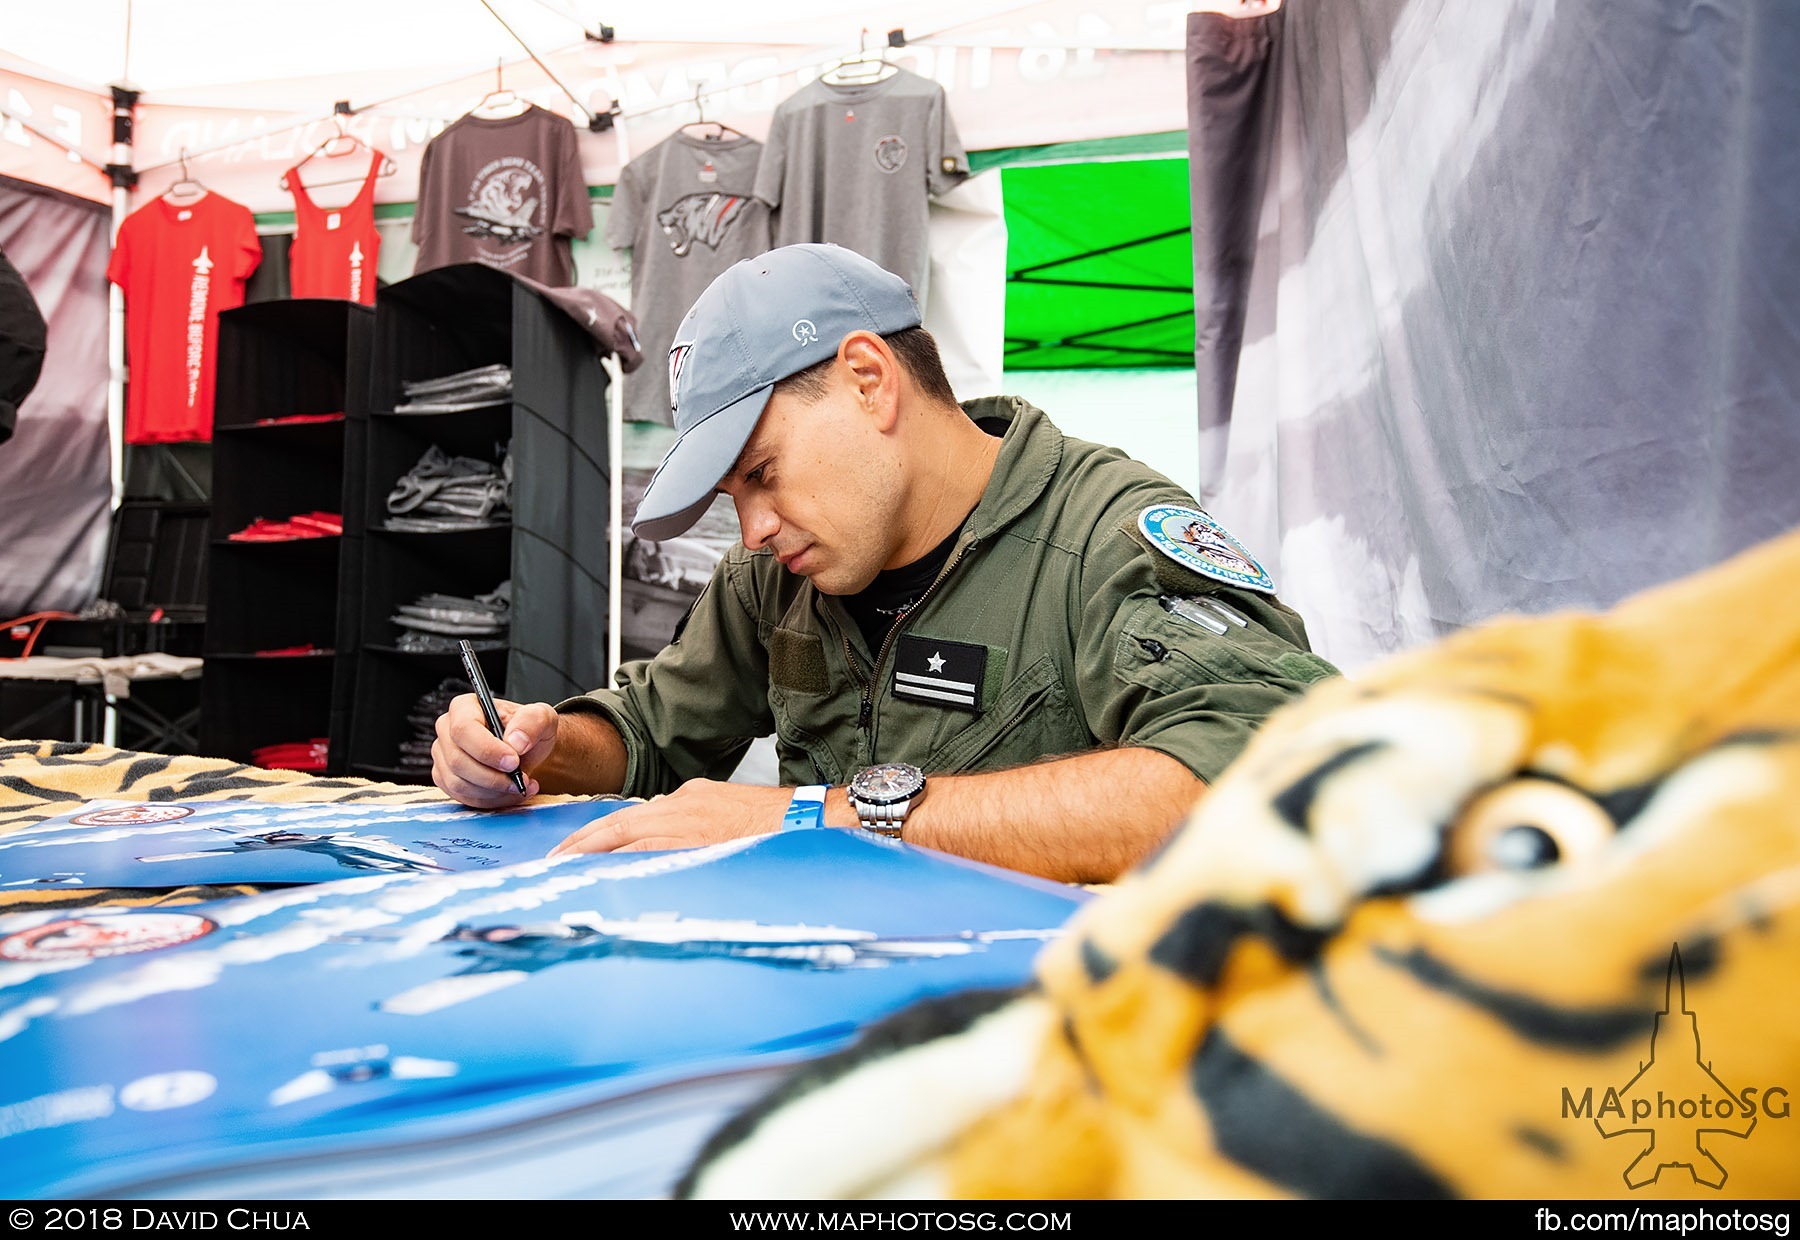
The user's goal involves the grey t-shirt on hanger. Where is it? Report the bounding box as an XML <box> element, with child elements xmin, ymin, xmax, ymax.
<box><xmin>607</xmin><ymin>131</ymin><xmax>771</xmax><ymax>425</ymax></box>
<box><xmin>752</xmin><ymin>66</ymin><xmax>969</xmax><ymax>306</ymax></box>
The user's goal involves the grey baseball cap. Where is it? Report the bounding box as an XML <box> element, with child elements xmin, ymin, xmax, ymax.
<box><xmin>630</xmin><ymin>243</ymin><xmax>922</xmax><ymax>542</ymax></box>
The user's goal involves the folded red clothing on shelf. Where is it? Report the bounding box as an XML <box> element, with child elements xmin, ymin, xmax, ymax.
<box><xmin>251</xmin><ymin>737</ymin><xmax>330</xmax><ymax>772</ymax></box>
<box><xmin>289</xmin><ymin>512</ymin><xmax>344</xmax><ymax>535</ymax></box>
<box><xmin>251</xmin><ymin>412</ymin><xmax>345</xmax><ymax>427</ymax></box>
<box><xmin>228</xmin><ymin>512</ymin><xmax>344</xmax><ymax>541</ymax></box>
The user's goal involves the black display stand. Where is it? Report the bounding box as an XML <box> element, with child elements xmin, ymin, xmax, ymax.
<box><xmin>199</xmin><ymin>299</ymin><xmax>373</xmax><ymax>768</ymax></box>
<box><xmin>343</xmin><ymin>263</ymin><xmax>611</xmax><ymax>784</ymax></box>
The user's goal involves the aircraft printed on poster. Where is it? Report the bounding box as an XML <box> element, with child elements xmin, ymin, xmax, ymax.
<box><xmin>371</xmin><ymin>911</ymin><xmax>1060</xmax><ymax>1016</ymax></box>
<box><xmin>0</xmin><ymin>828</ymin><xmax>1090</xmax><ymax>1199</ymax></box>
<box><xmin>0</xmin><ymin>797</ymin><xmax>634</xmax><ymax>888</ymax></box>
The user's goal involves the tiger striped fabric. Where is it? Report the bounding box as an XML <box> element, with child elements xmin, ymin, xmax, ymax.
<box><xmin>678</xmin><ymin>528</ymin><xmax>1800</xmax><ymax>1199</ymax></box>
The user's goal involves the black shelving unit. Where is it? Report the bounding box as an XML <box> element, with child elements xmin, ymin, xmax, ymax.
<box><xmin>199</xmin><ymin>299</ymin><xmax>373</xmax><ymax>768</ymax></box>
<box><xmin>343</xmin><ymin>263</ymin><xmax>612</xmax><ymax>784</ymax></box>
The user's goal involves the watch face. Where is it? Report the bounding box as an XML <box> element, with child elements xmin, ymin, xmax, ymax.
<box><xmin>851</xmin><ymin>762</ymin><xmax>924</xmax><ymax>805</ymax></box>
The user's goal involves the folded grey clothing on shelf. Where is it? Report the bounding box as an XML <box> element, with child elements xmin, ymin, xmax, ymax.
<box><xmin>402</xmin><ymin>364</ymin><xmax>511</xmax><ymax>397</ymax></box>
<box><xmin>406</xmin><ymin>680</ymin><xmax>473</xmax><ymax>728</ymax></box>
<box><xmin>473</xmin><ymin>579</ymin><xmax>512</xmax><ymax>613</ymax></box>
<box><xmin>396</xmin><ymin>739</ymin><xmax>437</xmax><ymax>765</ymax></box>
<box><xmin>391</xmin><ymin>613</ymin><xmax>508</xmax><ymax>636</ymax></box>
<box><xmin>395</xmin><ymin>485</ymin><xmax>509</xmax><ymax>518</ymax></box>
<box><xmin>389</xmin><ymin>442</ymin><xmax>496</xmax><ymax>483</ymax></box>
<box><xmin>387</xmin><ymin>444</ymin><xmax>512</xmax><ymax>518</ymax></box>
<box><xmin>403</xmin><ymin>587</ymin><xmax>511</xmax><ymax>619</ymax></box>
<box><xmin>394</xmin><ymin>369</ymin><xmax>513</xmax><ymax>410</ymax></box>
<box><xmin>390</xmin><ymin>582</ymin><xmax>512</xmax><ymax>638</ymax></box>
<box><xmin>390</xmin><ymin>397</ymin><xmax>511</xmax><ymax>414</ymax></box>
<box><xmin>415</xmin><ymin>675</ymin><xmax>473</xmax><ymax>709</ymax></box>
<box><xmin>382</xmin><ymin>515</ymin><xmax>508</xmax><ymax>533</ymax></box>
<box><xmin>399</xmin><ymin>385</ymin><xmax>511</xmax><ymax>402</ymax></box>
<box><xmin>396</xmin><ymin>632</ymin><xmax>509</xmax><ymax>655</ymax></box>
<box><xmin>399</xmin><ymin>676</ymin><xmax>476</xmax><ymax>767</ymax></box>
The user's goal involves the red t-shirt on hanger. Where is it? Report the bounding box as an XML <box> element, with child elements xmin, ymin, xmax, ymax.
<box><xmin>106</xmin><ymin>192</ymin><xmax>263</xmax><ymax>443</ymax></box>
<box><xmin>286</xmin><ymin>148</ymin><xmax>384</xmax><ymax>303</ymax></box>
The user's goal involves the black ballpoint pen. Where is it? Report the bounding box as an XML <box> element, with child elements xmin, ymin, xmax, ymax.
<box><xmin>459</xmin><ymin>639</ymin><xmax>528</xmax><ymax>795</ymax></box>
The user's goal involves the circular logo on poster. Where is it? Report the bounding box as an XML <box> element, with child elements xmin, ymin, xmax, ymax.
<box><xmin>69</xmin><ymin>804</ymin><xmax>196</xmax><ymax>827</ymax></box>
<box><xmin>120</xmin><ymin>1071</ymin><xmax>218</xmax><ymax>1112</ymax></box>
<box><xmin>0</xmin><ymin>912</ymin><xmax>218</xmax><ymax>962</ymax></box>
<box><xmin>1138</xmin><ymin>504</ymin><xmax>1276</xmax><ymax>593</ymax></box>
<box><xmin>874</xmin><ymin>135</ymin><xmax>908</xmax><ymax>173</ymax></box>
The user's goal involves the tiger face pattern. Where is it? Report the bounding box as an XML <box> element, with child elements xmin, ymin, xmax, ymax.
<box><xmin>679</xmin><ymin>529</ymin><xmax>1800</xmax><ymax>1199</ymax></box>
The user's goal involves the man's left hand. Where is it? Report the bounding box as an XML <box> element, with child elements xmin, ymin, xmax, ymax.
<box><xmin>548</xmin><ymin>780</ymin><xmax>795</xmax><ymax>856</ymax></box>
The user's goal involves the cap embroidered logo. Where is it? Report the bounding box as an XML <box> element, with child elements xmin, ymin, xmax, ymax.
<box><xmin>668</xmin><ymin>342</ymin><xmax>693</xmax><ymax>413</ymax></box>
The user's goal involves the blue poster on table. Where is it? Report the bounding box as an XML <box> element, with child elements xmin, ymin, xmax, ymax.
<box><xmin>0</xmin><ymin>797</ymin><xmax>632</xmax><ymax>888</ymax></box>
<box><xmin>0</xmin><ymin>826</ymin><xmax>1090</xmax><ymax>1199</ymax></box>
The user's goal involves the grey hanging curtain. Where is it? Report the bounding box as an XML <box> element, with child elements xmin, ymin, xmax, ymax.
<box><xmin>0</xmin><ymin>175</ymin><xmax>112</xmax><ymax>617</ymax></box>
<box><xmin>1185</xmin><ymin>6</ymin><xmax>1282</xmax><ymax>483</ymax></box>
<box><xmin>1188</xmin><ymin>0</ymin><xmax>1800</xmax><ymax>672</ymax></box>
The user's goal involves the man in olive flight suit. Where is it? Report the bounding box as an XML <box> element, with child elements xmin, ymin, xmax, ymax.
<box><xmin>432</xmin><ymin>244</ymin><xmax>1337</xmax><ymax>885</ymax></box>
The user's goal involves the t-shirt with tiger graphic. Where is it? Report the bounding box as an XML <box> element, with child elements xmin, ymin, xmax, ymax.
<box><xmin>606</xmin><ymin>132</ymin><xmax>771</xmax><ymax>426</ymax></box>
<box><xmin>608</xmin><ymin>127</ymin><xmax>770</xmax><ymax>422</ymax></box>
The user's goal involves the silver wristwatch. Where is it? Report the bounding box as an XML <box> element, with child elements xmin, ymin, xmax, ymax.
<box><xmin>846</xmin><ymin>762</ymin><xmax>926</xmax><ymax>838</ymax></box>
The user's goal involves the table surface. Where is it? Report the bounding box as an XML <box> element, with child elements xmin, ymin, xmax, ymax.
<box><xmin>0</xmin><ymin>652</ymin><xmax>203</xmax><ymax>685</ymax></box>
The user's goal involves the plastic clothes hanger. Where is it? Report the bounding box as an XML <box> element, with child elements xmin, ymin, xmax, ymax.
<box><xmin>821</xmin><ymin>29</ymin><xmax>898</xmax><ymax>85</ymax></box>
<box><xmin>280</xmin><ymin>116</ymin><xmax>396</xmax><ymax>191</ymax></box>
<box><xmin>472</xmin><ymin>60</ymin><xmax>530</xmax><ymax>118</ymax></box>
<box><xmin>162</xmin><ymin>149</ymin><xmax>208</xmax><ymax>203</ymax></box>
<box><xmin>678</xmin><ymin>85</ymin><xmax>748</xmax><ymax>142</ymax></box>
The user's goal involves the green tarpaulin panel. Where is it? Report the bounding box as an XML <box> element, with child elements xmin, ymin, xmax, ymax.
<box><xmin>1000</xmin><ymin>156</ymin><xmax>1194</xmax><ymax>370</ymax></box>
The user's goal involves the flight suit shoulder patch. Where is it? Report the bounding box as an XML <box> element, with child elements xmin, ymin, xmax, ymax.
<box><xmin>1135</xmin><ymin>504</ymin><xmax>1276</xmax><ymax>594</ymax></box>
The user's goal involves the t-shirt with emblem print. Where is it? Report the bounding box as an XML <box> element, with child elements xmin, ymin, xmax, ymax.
<box><xmin>412</xmin><ymin>104</ymin><xmax>593</xmax><ymax>287</ymax></box>
<box><xmin>753</xmin><ymin>66</ymin><xmax>968</xmax><ymax>306</ymax></box>
<box><xmin>606</xmin><ymin>131</ymin><xmax>771</xmax><ymax>425</ymax></box>
<box><xmin>105</xmin><ymin>191</ymin><xmax>263</xmax><ymax>444</ymax></box>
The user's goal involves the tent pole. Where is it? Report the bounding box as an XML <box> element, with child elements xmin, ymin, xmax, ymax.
<box><xmin>106</xmin><ymin>85</ymin><xmax>139</xmax><ymax>515</ymax></box>
<box><xmin>605</xmin><ymin>355</ymin><xmax>623</xmax><ymax>684</ymax></box>
<box><xmin>107</xmin><ymin>198</ymin><xmax>127</xmax><ymax>513</ymax></box>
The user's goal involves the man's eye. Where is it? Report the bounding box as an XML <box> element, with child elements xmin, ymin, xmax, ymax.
<box><xmin>746</xmin><ymin>465</ymin><xmax>766</xmax><ymax>484</ymax></box>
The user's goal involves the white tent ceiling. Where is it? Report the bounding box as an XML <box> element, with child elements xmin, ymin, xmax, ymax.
<box><xmin>1</xmin><ymin>0</ymin><xmax>1197</xmax><ymax>210</ymax></box>
<box><xmin>2</xmin><ymin>0</ymin><xmax>1189</xmax><ymax>96</ymax></box>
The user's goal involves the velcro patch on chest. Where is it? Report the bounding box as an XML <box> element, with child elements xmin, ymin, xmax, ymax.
<box><xmin>892</xmin><ymin>635</ymin><xmax>986</xmax><ymax>712</ymax></box>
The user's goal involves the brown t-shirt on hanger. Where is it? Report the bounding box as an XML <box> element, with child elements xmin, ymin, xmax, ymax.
<box><xmin>412</xmin><ymin>104</ymin><xmax>593</xmax><ymax>286</ymax></box>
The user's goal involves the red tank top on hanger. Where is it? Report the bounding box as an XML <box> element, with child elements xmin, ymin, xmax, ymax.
<box><xmin>286</xmin><ymin>149</ymin><xmax>383</xmax><ymax>303</ymax></box>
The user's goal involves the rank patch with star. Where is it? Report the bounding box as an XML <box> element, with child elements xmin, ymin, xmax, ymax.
<box><xmin>892</xmin><ymin>635</ymin><xmax>986</xmax><ymax>712</ymax></box>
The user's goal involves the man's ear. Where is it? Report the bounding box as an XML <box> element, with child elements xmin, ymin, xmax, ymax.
<box><xmin>838</xmin><ymin>331</ymin><xmax>901</xmax><ymax>430</ymax></box>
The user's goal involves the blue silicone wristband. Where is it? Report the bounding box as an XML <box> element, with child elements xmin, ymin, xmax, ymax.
<box><xmin>781</xmin><ymin>784</ymin><xmax>828</xmax><ymax>831</ymax></box>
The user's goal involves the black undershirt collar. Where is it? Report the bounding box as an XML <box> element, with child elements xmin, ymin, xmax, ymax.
<box><xmin>842</xmin><ymin>522</ymin><xmax>964</xmax><ymax>651</ymax></box>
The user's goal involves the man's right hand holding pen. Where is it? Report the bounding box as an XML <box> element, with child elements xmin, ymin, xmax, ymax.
<box><xmin>431</xmin><ymin>695</ymin><xmax>626</xmax><ymax>810</ymax></box>
<box><xmin>431</xmin><ymin>696</ymin><xmax>793</xmax><ymax>859</ymax></box>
